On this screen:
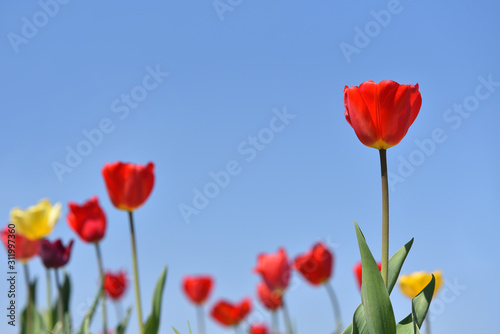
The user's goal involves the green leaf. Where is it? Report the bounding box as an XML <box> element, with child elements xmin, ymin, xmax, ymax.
<box><xmin>352</xmin><ymin>304</ymin><xmax>366</xmax><ymax>334</ymax></box>
<box><xmin>144</xmin><ymin>266</ymin><xmax>168</xmax><ymax>334</ymax></box>
<box><xmin>342</xmin><ymin>235</ymin><xmax>414</xmax><ymax>334</ymax></box>
<box><xmin>20</xmin><ymin>278</ymin><xmax>43</xmax><ymax>334</ymax></box>
<box><xmin>396</xmin><ymin>274</ymin><xmax>435</xmax><ymax>334</ymax></box>
<box><xmin>171</xmin><ymin>321</ymin><xmax>192</xmax><ymax>334</ymax></box>
<box><xmin>115</xmin><ymin>306</ymin><xmax>133</xmax><ymax>334</ymax></box>
<box><xmin>52</xmin><ymin>272</ymin><xmax>72</xmax><ymax>327</ymax></box>
<box><xmin>411</xmin><ymin>275</ymin><xmax>435</xmax><ymax>328</ymax></box>
<box><xmin>355</xmin><ymin>222</ymin><xmax>396</xmax><ymax>334</ymax></box>
<box><xmin>77</xmin><ymin>284</ymin><xmax>103</xmax><ymax>334</ymax></box>
<box><xmin>61</xmin><ymin>272</ymin><xmax>71</xmax><ymax>313</ymax></box>
<box><xmin>387</xmin><ymin>239</ymin><xmax>413</xmax><ymax>294</ymax></box>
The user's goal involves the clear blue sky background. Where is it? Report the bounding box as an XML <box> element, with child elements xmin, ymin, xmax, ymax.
<box><xmin>1</xmin><ymin>0</ymin><xmax>499</xmax><ymax>333</ymax></box>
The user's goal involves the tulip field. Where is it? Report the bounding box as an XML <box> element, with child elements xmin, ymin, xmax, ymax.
<box><xmin>2</xmin><ymin>1</ymin><xmax>500</xmax><ymax>334</ymax></box>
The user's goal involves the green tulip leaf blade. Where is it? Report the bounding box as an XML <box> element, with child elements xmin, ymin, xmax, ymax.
<box><xmin>387</xmin><ymin>238</ymin><xmax>414</xmax><ymax>294</ymax></box>
<box><xmin>355</xmin><ymin>221</ymin><xmax>396</xmax><ymax>334</ymax></box>
<box><xmin>341</xmin><ymin>323</ymin><xmax>353</xmax><ymax>334</ymax></box>
<box><xmin>77</xmin><ymin>283</ymin><xmax>103</xmax><ymax>334</ymax></box>
<box><xmin>341</xmin><ymin>231</ymin><xmax>414</xmax><ymax>334</ymax></box>
<box><xmin>411</xmin><ymin>274</ymin><xmax>435</xmax><ymax>328</ymax></box>
<box><xmin>396</xmin><ymin>275</ymin><xmax>435</xmax><ymax>334</ymax></box>
<box><xmin>115</xmin><ymin>306</ymin><xmax>133</xmax><ymax>334</ymax></box>
<box><xmin>144</xmin><ymin>266</ymin><xmax>168</xmax><ymax>334</ymax></box>
<box><xmin>172</xmin><ymin>321</ymin><xmax>193</xmax><ymax>334</ymax></box>
<box><xmin>20</xmin><ymin>278</ymin><xmax>43</xmax><ymax>334</ymax></box>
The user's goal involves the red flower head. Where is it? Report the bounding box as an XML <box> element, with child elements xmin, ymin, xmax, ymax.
<box><xmin>344</xmin><ymin>80</ymin><xmax>422</xmax><ymax>149</ymax></box>
<box><xmin>1</xmin><ymin>226</ymin><xmax>39</xmax><ymax>262</ymax></box>
<box><xmin>104</xmin><ymin>270</ymin><xmax>128</xmax><ymax>300</ymax></box>
<box><xmin>182</xmin><ymin>275</ymin><xmax>214</xmax><ymax>305</ymax></box>
<box><xmin>210</xmin><ymin>298</ymin><xmax>252</xmax><ymax>327</ymax></box>
<box><xmin>102</xmin><ymin>162</ymin><xmax>155</xmax><ymax>211</ymax></box>
<box><xmin>256</xmin><ymin>281</ymin><xmax>282</xmax><ymax>310</ymax></box>
<box><xmin>254</xmin><ymin>248</ymin><xmax>290</xmax><ymax>295</ymax></box>
<box><xmin>67</xmin><ymin>196</ymin><xmax>106</xmax><ymax>243</ymax></box>
<box><xmin>294</xmin><ymin>242</ymin><xmax>333</xmax><ymax>286</ymax></box>
<box><xmin>39</xmin><ymin>239</ymin><xmax>74</xmax><ymax>269</ymax></box>
<box><xmin>354</xmin><ymin>261</ymin><xmax>382</xmax><ymax>290</ymax></box>
<box><xmin>250</xmin><ymin>323</ymin><xmax>270</xmax><ymax>334</ymax></box>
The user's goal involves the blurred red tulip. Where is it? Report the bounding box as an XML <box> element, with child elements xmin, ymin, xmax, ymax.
<box><xmin>254</xmin><ymin>248</ymin><xmax>290</xmax><ymax>294</ymax></box>
<box><xmin>344</xmin><ymin>80</ymin><xmax>421</xmax><ymax>149</ymax></box>
<box><xmin>294</xmin><ymin>242</ymin><xmax>333</xmax><ymax>286</ymax></box>
<box><xmin>102</xmin><ymin>161</ymin><xmax>155</xmax><ymax>211</ymax></box>
<box><xmin>183</xmin><ymin>275</ymin><xmax>214</xmax><ymax>305</ymax></box>
<box><xmin>250</xmin><ymin>323</ymin><xmax>270</xmax><ymax>334</ymax></box>
<box><xmin>210</xmin><ymin>298</ymin><xmax>251</xmax><ymax>327</ymax></box>
<box><xmin>104</xmin><ymin>270</ymin><xmax>127</xmax><ymax>300</ymax></box>
<box><xmin>1</xmin><ymin>225</ymin><xmax>39</xmax><ymax>262</ymax></box>
<box><xmin>39</xmin><ymin>239</ymin><xmax>74</xmax><ymax>269</ymax></box>
<box><xmin>67</xmin><ymin>196</ymin><xmax>106</xmax><ymax>243</ymax></box>
<box><xmin>256</xmin><ymin>281</ymin><xmax>282</xmax><ymax>310</ymax></box>
<box><xmin>354</xmin><ymin>261</ymin><xmax>382</xmax><ymax>290</ymax></box>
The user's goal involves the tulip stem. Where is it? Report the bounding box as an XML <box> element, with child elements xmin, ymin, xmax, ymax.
<box><xmin>55</xmin><ymin>269</ymin><xmax>64</xmax><ymax>325</ymax></box>
<box><xmin>23</xmin><ymin>264</ymin><xmax>33</xmax><ymax>334</ymax></box>
<box><xmin>325</xmin><ymin>280</ymin><xmax>343</xmax><ymax>334</ymax></box>
<box><xmin>95</xmin><ymin>242</ymin><xmax>108</xmax><ymax>334</ymax></box>
<box><xmin>196</xmin><ymin>305</ymin><xmax>205</xmax><ymax>334</ymax></box>
<box><xmin>128</xmin><ymin>210</ymin><xmax>145</xmax><ymax>334</ymax></box>
<box><xmin>425</xmin><ymin>318</ymin><xmax>431</xmax><ymax>334</ymax></box>
<box><xmin>281</xmin><ymin>297</ymin><xmax>294</xmax><ymax>334</ymax></box>
<box><xmin>46</xmin><ymin>268</ymin><xmax>53</xmax><ymax>330</ymax></box>
<box><xmin>379</xmin><ymin>149</ymin><xmax>389</xmax><ymax>287</ymax></box>
<box><xmin>271</xmin><ymin>309</ymin><xmax>279</xmax><ymax>334</ymax></box>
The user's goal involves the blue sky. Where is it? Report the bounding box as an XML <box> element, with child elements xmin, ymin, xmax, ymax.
<box><xmin>1</xmin><ymin>0</ymin><xmax>499</xmax><ymax>333</ymax></box>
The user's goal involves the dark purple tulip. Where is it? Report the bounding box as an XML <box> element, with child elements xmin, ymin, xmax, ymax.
<box><xmin>39</xmin><ymin>239</ymin><xmax>74</xmax><ymax>268</ymax></box>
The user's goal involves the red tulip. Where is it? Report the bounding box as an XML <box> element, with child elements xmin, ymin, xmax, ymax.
<box><xmin>250</xmin><ymin>323</ymin><xmax>270</xmax><ymax>334</ymax></box>
<box><xmin>39</xmin><ymin>239</ymin><xmax>74</xmax><ymax>269</ymax></box>
<box><xmin>344</xmin><ymin>80</ymin><xmax>422</xmax><ymax>149</ymax></box>
<box><xmin>256</xmin><ymin>281</ymin><xmax>282</xmax><ymax>310</ymax></box>
<box><xmin>294</xmin><ymin>242</ymin><xmax>333</xmax><ymax>286</ymax></box>
<box><xmin>67</xmin><ymin>196</ymin><xmax>106</xmax><ymax>243</ymax></box>
<box><xmin>210</xmin><ymin>298</ymin><xmax>251</xmax><ymax>327</ymax></box>
<box><xmin>183</xmin><ymin>275</ymin><xmax>214</xmax><ymax>305</ymax></box>
<box><xmin>104</xmin><ymin>270</ymin><xmax>128</xmax><ymax>300</ymax></box>
<box><xmin>354</xmin><ymin>261</ymin><xmax>382</xmax><ymax>290</ymax></box>
<box><xmin>254</xmin><ymin>248</ymin><xmax>290</xmax><ymax>294</ymax></box>
<box><xmin>0</xmin><ymin>226</ymin><xmax>39</xmax><ymax>262</ymax></box>
<box><xmin>102</xmin><ymin>162</ymin><xmax>155</xmax><ymax>211</ymax></box>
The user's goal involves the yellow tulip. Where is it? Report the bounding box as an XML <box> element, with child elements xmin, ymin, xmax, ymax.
<box><xmin>10</xmin><ymin>199</ymin><xmax>61</xmax><ymax>240</ymax></box>
<box><xmin>399</xmin><ymin>270</ymin><xmax>443</xmax><ymax>299</ymax></box>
